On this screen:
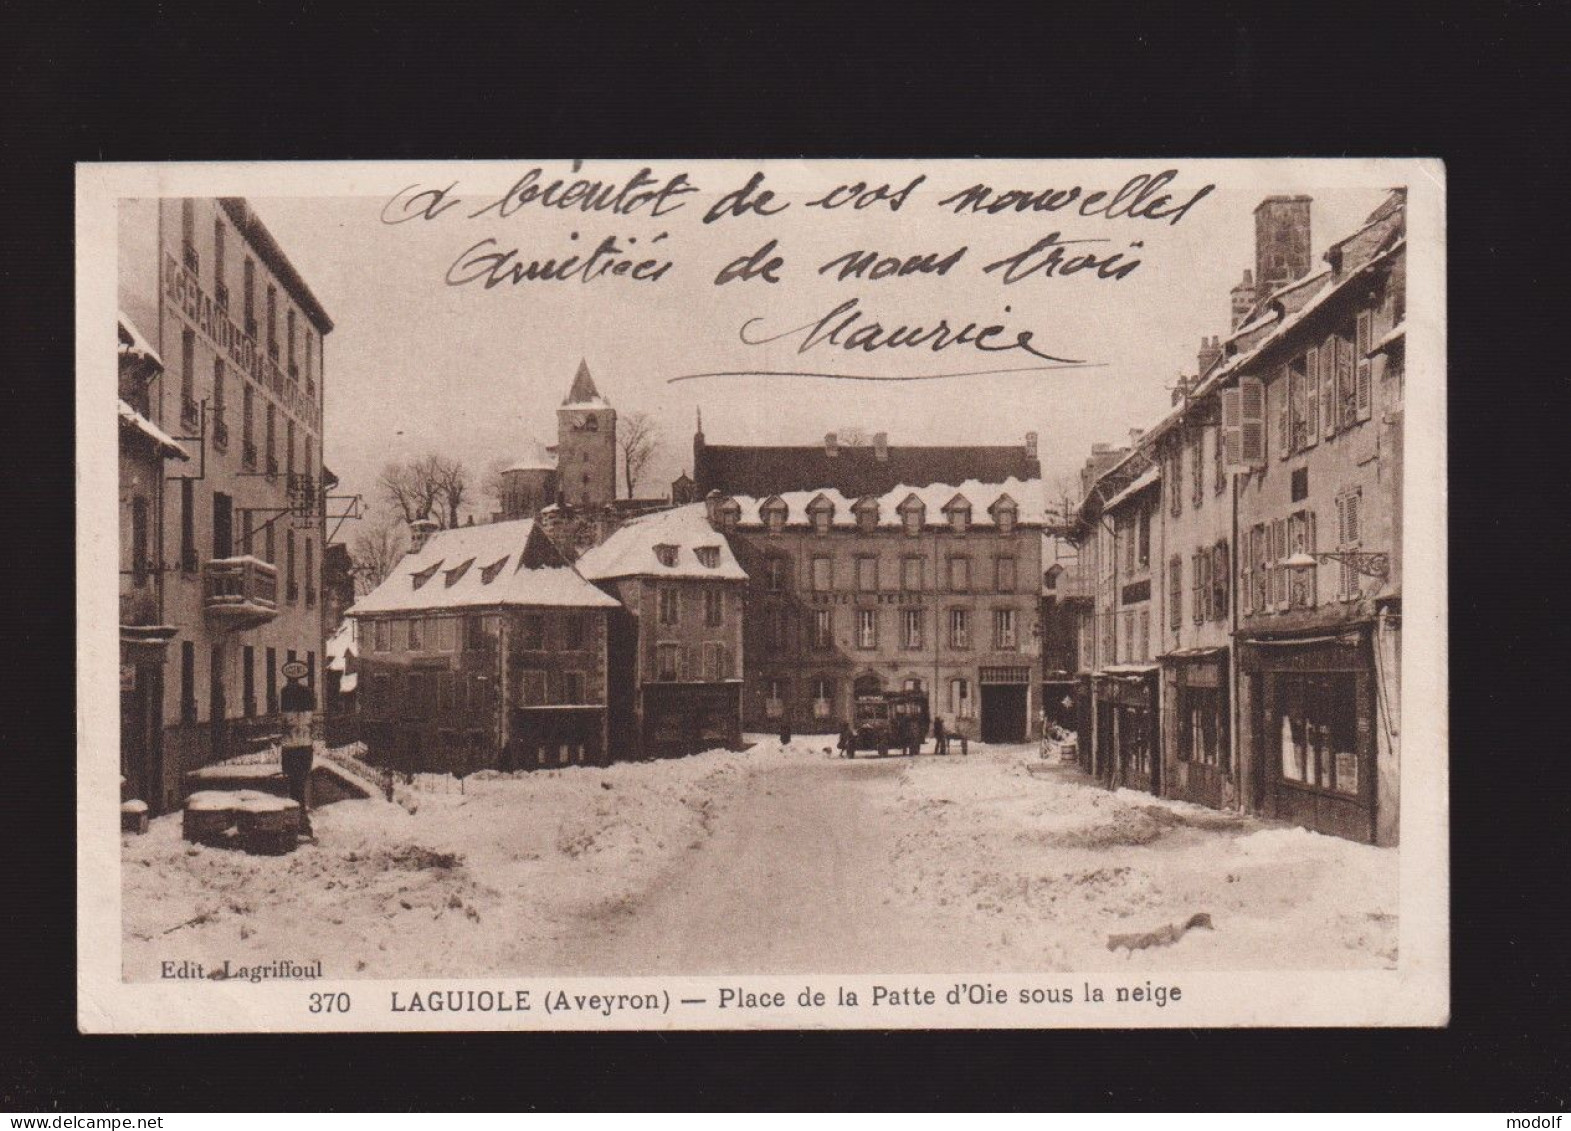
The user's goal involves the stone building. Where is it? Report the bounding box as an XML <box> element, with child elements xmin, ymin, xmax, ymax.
<box><xmin>690</xmin><ymin>429</ymin><xmax>1045</xmax><ymax>743</ymax></box>
<box><xmin>350</xmin><ymin>518</ymin><xmax>620</xmax><ymax>773</ymax></box>
<box><xmin>118</xmin><ymin>197</ymin><xmax>332</xmax><ymax>810</ymax></box>
<box><xmin>577</xmin><ymin>503</ymin><xmax>748</xmax><ymax>759</ymax></box>
<box><xmin>496</xmin><ymin>360</ymin><xmax>618</xmax><ymax>520</ymax></box>
<box><xmin>118</xmin><ymin>315</ymin><xmax>190</xmax><ymax>809</ymax></box>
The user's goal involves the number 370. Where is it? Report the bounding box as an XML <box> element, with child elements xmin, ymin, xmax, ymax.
<box><xmin>308</xmin><ymin>992</ymin><xmax>351</xmax><ymax>1014</ymax></box>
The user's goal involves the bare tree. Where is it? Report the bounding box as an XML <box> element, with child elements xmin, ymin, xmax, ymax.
<box><xmin>377</xmin><ymin>453</ymin><xmax>472</xmax><ymax>529</ymax></box>
<box><xmin>351</xmin><ymin>515</ymin><xmax>408</xmax><ymax>594</ymax></box>
<box><xmin>480</xmin><ymin>455</ymin><xmax>512</xmax><ymax>518</ymax></box>
<box><xmin>617</xmin><ymin>410</ymin><xmax>662</xmax><ymax>498</ymax></box>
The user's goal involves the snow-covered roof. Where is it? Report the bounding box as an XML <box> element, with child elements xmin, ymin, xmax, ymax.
<box><xmin>503</xmin><ymin>438</ymin><xmax>556</xmax><ymax>473</ymax></box>
<box><xmin>561</xmin><ymin>359</ymin><xmax>609</xmax><ymax>407</ymax></box>
<box><xmin>348</xmin><ymin>518</ymin><xmax>619</xmax><ymax>616</ymax></box>
<box><xmin>1100</xmin><ymin>465</ymin><xmax>1160</xmax><ymax>512</ymax></box>
<box><xmin>118</xmin><ymin>400</ymin><xmax>190</xmax><ymax>460</ymax></box>
<box><xmin>1369</xmin><ymin>321</ymin><xmax>1405</xmax><ymax>356</ymax></box>
<box><xmin>117</xmin><ymin>311</ymin><xmax>161</xmax><ymax>368</ymax></box>
<box><xmin>576</xmin><ymin>503</ymin><xmax>748</xmax><ymax>582</ymax></box>
<box><xmin>723</xmin><ymin>476</ymin><xmax>1044</xmax><ymax>530</ymax></box>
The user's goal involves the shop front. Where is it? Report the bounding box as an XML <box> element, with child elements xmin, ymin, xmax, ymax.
<box><xmin>1240</xmin><ymin>628</ymin><xmax>1380</xmax><ymax>844</ymax></box>
<box><xmin>1093</xmin><ymin>665</ymin><xmax>1159</xmax><ymax>794</ymax></box>
<box><xmin>641</xmin><ymin>682</ymin><xmax>742</xmax><ymax>759</ymax></box>
<box><xmin>1160</xmin><ymin>648</ymin><xmax>1234</xmax><ymax>811</ymax></box>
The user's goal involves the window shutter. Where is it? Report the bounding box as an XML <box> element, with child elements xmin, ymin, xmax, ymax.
<box><xmin>1356</xmin><ymin>358</ymin><xmax>1373</xmax><ymax>422</ymax></box>
<box><xmin>1271</xmin><ymin>518</ymin><xmax>1287</xmax><ymax>608</ymax></box>
<box><xmin>1346</xmin><ymin>491</ymin><xmax>1362</xmax><ymax>545</ymax></box>
<box><xmin>1213</xmin><ymin>541</ymin><xmax>1229</xmax><ymax>621</ymax></box>
<box><xmin>1169</xmin><ymin>556</ymin><xmax>1182</xmax><ymax>628</ymax></box>
<box><xmin>1355</xmin><ymin>313</ymin><xmax>1374</xmax><ymax>422</ymax></box>
<box><xmin>1274</xmin><ymin>368</ymin><xmax>1290</xmax><ymax>459</ymax></box>
<box><xmin>1238</xmin><ymin>377</ymin><xmax>1266</xmax><ymax>466</ymax></box>
<box><xmin>1303</xmin><ymin>347</ymin><xmax>1320</xmax><ymax>445</ymax></box>
<box><xmin>1240</xmin><ymin>530</ymin><xmax>1253</xmax><ymax>616</ymax></box>
<box><xmin>1337</xmin><ymin>336</ymin><xmax>1356</xmax><ymax>430</ymax></box>
<box><xmin>1321</xmin><ymin>335</ymin><xmax>1338</xmax><ymax>439</ymax></box>
<box><xmin>1306</xmin><ymin>511</ymin><xmax>1318</xmax><ymax>607</ymax></box>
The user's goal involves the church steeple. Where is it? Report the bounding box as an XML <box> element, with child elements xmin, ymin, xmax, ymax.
<box><xmin>562</xmin><ymin>358</ymin><xmax>606</xmax><ymax>406</ymax></box>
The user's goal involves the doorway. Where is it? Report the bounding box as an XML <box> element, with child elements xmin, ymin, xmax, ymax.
<box><xmin>980</xmin><ymin>684</ymin><xmax>1027</xmax><ymax>742</ymax></box>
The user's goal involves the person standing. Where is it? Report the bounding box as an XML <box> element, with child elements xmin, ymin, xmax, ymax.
<box><xmin>778</xmin><ymin>713</ymin><xmax>792</xmax><ymax>748</ymax></box>
<box><xmin>279</xmin><ymin>659</ymin><xmax>317</xmax><ymax>838</ymax></box>
<box><xmin>933</xmin><ymin>715</ymin><xmax>949</xmax><ymax>756</ymax></box>
<box><xmin>838</xmin><ymin>722</ymin><xmax>855</xmax><ymax>760</ymax></box>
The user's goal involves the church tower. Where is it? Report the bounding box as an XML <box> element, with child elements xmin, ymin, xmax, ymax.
<box><xmin>557</xmin><ymin>359</ymin><xmax>617</xmax><ymax>507</ymax></box>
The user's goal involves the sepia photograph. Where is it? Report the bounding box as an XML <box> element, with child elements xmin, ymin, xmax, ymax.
<box><xmin>79</xmin><ymin>158</ymin><xmax>1447</xmax><ymax>1031</ymax></box>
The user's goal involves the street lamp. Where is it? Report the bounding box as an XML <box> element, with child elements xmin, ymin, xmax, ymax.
<box><xmin>1283</xmin><ymin>550</ymin><xmax>1391</xmax><ymax>580</ymax></box>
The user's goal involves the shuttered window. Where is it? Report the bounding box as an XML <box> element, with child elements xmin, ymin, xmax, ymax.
<box><xmin>1355</xmin><ymin>310</ymin><xmax>1374</xmax><ymax>422</ymax></box>
<box><xmin>1168</xmin><ymin>556</ymin><xmax>1182</xmax><ymax>629</ymax></box>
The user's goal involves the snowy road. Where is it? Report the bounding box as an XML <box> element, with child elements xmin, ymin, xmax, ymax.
<box><xmin>563</xmin><ymin>757</ymin><xmax>978</xmax><ymax>975</ymax></box>
<box><xmin>122</xmin><ymin>740</ymin><xmax>1399</xmax><ymax>979</ymax></box>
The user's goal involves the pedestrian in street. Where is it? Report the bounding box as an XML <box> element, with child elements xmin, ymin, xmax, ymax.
<box><xmin>279</xmin><ymin>659</ymin><xmax>316</xmax><ymax>838</ymax></box>
<box><xmin>837</xmin><ymin>722</ymin><xmax>855</xmax><ymax>760</ymax></box>
<box><xmin>933</xmin><ymin>715</ymin><xmax>949</xmax><ymax>756</ymax></box>
<box><xmin>779</xmin><ymin>715</ymin><xmax>792</xmax><ymax>748</ymax></box>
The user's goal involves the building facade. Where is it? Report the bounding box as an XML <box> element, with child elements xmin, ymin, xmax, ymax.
<box><xmin>690</xmin><ymin>430</ymin><xmax>1045</xmax><ymax>743</ymax></box>
<box><xmin>351</xmin><ymin>518</ymin><xmax>620</xmax><ymax>773</ymax></box>
<box><xmin>118</xmin><ymin>315</ymin><xmax>190</xmax><ymax>808</ymax></box>
<box><xmin>118</xmin><ymin>197</ymin><xmax>332</xmax><ymax>811</ymax></box>
<box><xmin>577</xmin><ymin>504</ymin><xmax>747</xmax><ymax>760</ymax></box>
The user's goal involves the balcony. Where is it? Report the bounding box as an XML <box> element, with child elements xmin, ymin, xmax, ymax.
<box><xmin>202</xmin><ymin>556</ymin><xmax>278</xmax><ymax>626</ymax></box>
<box><xmin>215</xmin><ymin>283</ymin><xmax>229</xmax><ymax>311</ymax></box>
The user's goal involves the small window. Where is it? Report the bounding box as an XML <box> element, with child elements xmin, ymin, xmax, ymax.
<box><xmin>704</xmin><ymin>587</ymin><xmax>724</xmax><ymax>627</ymax></box>
<box><xmin>763</xmin><ymin>501</ymin><xmax>787</xmax><ymax>534</ymax></box>
<box><xmin>518</xmin><ymin>669</ymin><xmax>547</xmax><ymax>705</ymax></box>
<box><xmin>560</xmin><ymin>671</ymin><xmax>586</xmax><ymax>704</ymax></box>
<box><xmin>811</xmin><ymin>556</ymin><xmax>833</xmax><ymax>592</ymax></box>
<box><xmin>856</xmin><ymin>608</ymin><xmax>878</xmax><ymax>649</ymax></box>
<box><xmin>559</xmin><ymin>612</ymin><xmax>585</xmax><ymax>650</ymax></box>
<box><xmin>656</xmin><ymin>642</ymin><xmax>681</xmax><ymax>682</ymax></box>
<box><xmin>1291</xmin><ymin>466</ymin><xmax>1309</xmax><ymax>503</ymax></box>
<box><xmin>856</xmin><ymin>556</ymin><xmax>878</xmax><ymax>592</ymax></box>
<box><xmin>654</xmin><ymin>544</ymin><xmax>678</xmax><ymax>568</ymax></box>
<box><xmin>902</xmin><ymin>608</ymin><xmax>924</xmax><ymax>650</ymax></box>
<box><xmin>658</xmin><ymin>587</ymin><xmax>680</xmax><ymax>626</ymax></box>
<box><xmin>519</xmin><ymin>613</ymin><xmax>546</xmax><ymax>649</ymax></box>
<box><xmin>948</xmin><ymin>556</ymin><xmax>971</xmax><ymax>592</ymax></box>
<box><xmin>813</xmin><ymin>679</ymin><xmax>835</xmax><ymax>719</ymax></box>
<box><xmin>765</xmin><ymin>556</ymin><xmax>788</xmax><ymax>591</ymax></box>
<box><xmin>993</xmin><ymin>608</ymin><xmax>1018</xmax><ymax>650</ymax></box>
<box><xmin>811</xmin><ymin>608</ymin><xmax>833</xmax><ymax>649</ymax></box>
<box><xmin>902</xmin><ymin>504</ymin><xmax>925</xmax><ymax>536</ymax></box>
<box><xmin>695</xmin><ymin>546</ymin><xmax>720</xmax><ymax>569</ymax></box>
<box><xmin>948</xmin><ymin>505</ymin><xmax>971</xmax><ymax>535</ymax></box>
<box><xmin>949</xmin><ymin>608</ymin><xmax>971</xmax><ymax>649</ymax></box>
<box><xmin>811</xmin><ymin>508</ymin><xmax>832</xmax><ymax>535</ymax></box>
<box><xmin>995</xmin><ymin>504</ymin><xmax>1017</xmax><ymax>535</ymax></box>
<box><xmin>995</xmin><ymin>556</ymin><xmax>1017</xmax><ymax>592</ymax></box>
<box><xmin>901</xmin><ymin>557</ymin><xmax>925</xmax><ymax>592</ymax></box>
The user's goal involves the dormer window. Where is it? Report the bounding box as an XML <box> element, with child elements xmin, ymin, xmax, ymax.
<box><xmin>898</xmin><ymin>496</ymin><xmax>926</xmax><ymax>537</ymax></box>
<box><xmin>479</xmin><ymin>556</ymin><xmax>510</xmax><ymax>584</ymax></box>
<box><xmin>410</xmin><ymin>561</ymin><xmax>442</xmax><ymax>590</ymax></box>
<box><xmin>444</xmin><ymin>558</ymin><xmax>475</xmax><ymax>587</ymax></box>
<box><xmin>945</xmin><ymin>495</ymin><xmax>972</xmax><ymax>535</ymax></box>
<box><xmin>654</xmin><ymin>544</ymin><xmax>679</xmax><ymax>568</ymax></box>
<box><xmin>695</xmin><ymin>546</ymin><xmax>720</xmax><ymax>569</ymax></box>
<box><xmin>717</xmin><ymin>498</ymin><xmax>741</xmax><ymax>532</ymax></box>
<box><xmin>762</xmin><ymin>498</ymin><xmax>787</xmax><ymax>535</ymax></box>
<box><xmin>990</xmin><ymin>494</ymin><xmax>1019</xmax><ymax>536</ymax></box>
<box><xmin>807</xmin><ymin>494</ymin><xmax>836</xmax><ymax>536</ymax></box>
<box><xmin>853</xmin><ymin>497</ymin><xmax>880</xmax><ymax>533</ymax></box>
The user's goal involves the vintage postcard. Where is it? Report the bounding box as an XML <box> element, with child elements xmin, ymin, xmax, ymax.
<box><xmin>77</xmin><ymin>158</ymin><xmax>1447</xmax><ymax>1032</ymax></box>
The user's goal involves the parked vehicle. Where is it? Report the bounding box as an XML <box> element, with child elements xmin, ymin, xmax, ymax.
<box><xmin>849</xmin><ymin>692</ymin><xmax>931</xmax><ymax>757</ymax></box>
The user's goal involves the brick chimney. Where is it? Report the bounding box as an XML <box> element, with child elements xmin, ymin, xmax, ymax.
<box><xmin>873</xmin><ymin>432</ymin><xmax>888</xmax><ymax>461</ymax></box>
<box><xmin>1025</xmin><ymin>431</ymin><xmax>1038</xmax><ymax>459</ymax></box>
<box><xmin>824</xmin><ymin>432</ymin><xmax>838</xmax><ymax>458</ymax></box>
<box><xmin>1254</xmin><ymin>194</ymin><xmax>1313</xmax><ymax>298</ymax></box>
<box><xmin>1230</xmin><ymin>269</ymin><xmax>1257</xmax><ymax>329</ymax></box>
<box><xmin>408</xmin><ymin>517</ymin><xmax>438</xmax><ymax>554</ymax></box>
<box><xmin>1198</xmin><ymin>334</ymin><xmax>1222</xmax><ymax>375</ymax></box>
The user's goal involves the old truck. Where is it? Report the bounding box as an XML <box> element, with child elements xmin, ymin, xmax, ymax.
<box><xmin>849</xmin><ymin>691</ymin><xmax>931</xmax><ymax>757</ymax></box>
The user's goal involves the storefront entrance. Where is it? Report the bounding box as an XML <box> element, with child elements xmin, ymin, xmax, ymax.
<box><xmin>1094</xmin><ymin>669</ymin><xmax>1159</xmax><ymax>794</ymax></box>
<box><xmin>979</xmin><ymin>667</ymin><xmax>1031</xmax><ymax>743</ymax></box>
<box><xmin>1161</xmin><ymin>651</ymin><xmax>1233</xmax><ymax>810</ymax></box>
<box><xmin>1242</xmin><ymin>632</ymin><xmax>1378</xmax><ymax>844</ymax></box>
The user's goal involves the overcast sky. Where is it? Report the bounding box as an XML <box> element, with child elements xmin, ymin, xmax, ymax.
<box><xmin>246</xmin><ymin>161</ymin><xmax>1390</xmax><ymax>523</ymax></box>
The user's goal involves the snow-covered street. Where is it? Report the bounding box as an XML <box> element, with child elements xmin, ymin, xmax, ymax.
<box><xmin>122</xmin><ymin>739</ymin><xmax>1398</xmax><ymax>979</ymax></box>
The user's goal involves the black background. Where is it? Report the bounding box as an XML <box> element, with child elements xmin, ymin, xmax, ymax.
<box><xmin>4</xmin><ymin>2</ymin><xmax>1568</xmax><ymax>1112</ymax></box>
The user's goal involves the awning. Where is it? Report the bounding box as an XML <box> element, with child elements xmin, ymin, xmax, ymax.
<box><xmin>1160</xmin><ymin>646</ymin><xmax>1225</xmax><ymax>660</ymax></box>
<box><xmin>1098</xmin><ymin>663</ymin><xmax>1159</xmax><ymax>675</ymax></box>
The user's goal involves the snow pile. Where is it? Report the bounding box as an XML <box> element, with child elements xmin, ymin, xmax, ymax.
<box><xmin>881</xmin><ymin>744</ymin><xmax>1398</xmax><ymax>972</ymax></box>
<box><xmin>122</xmin><ymin>739</ymin><xmax>811</xmax><ymax>980</ymax></box>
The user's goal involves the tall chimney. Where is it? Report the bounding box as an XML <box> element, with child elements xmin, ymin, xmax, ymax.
<box><xmin>1254</xmin><ymin>194</ymin><xmax>1313</xmax><ymax>298</ymax></box>
<box><xmin>1024</xmin><ymin>431</ymin><xmax>1038</xmax><ymax>459</ymax></box>
<box><xmin>1198</xmin><ymin>334</ymin><xmax>1222</xmax><ymax>375</ymax></box>
<box><xmin>824</xmin><ymin>432</ymin><xmax>838</xmax><ymax>458</ymax></box>
<box><xmin>1230</xmin><ymin>269</ymin><xmax>1257</xmax><ymax>329</ymax></box>
<box><xmin>408</xmin><ymin>517</ymin><xmax>438</xmax><ymax>554</ymax></box>
<box><xmin>873</xmin><ymin>432</ymin><xmax>888</xmax><ymax>461</ymax></box>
